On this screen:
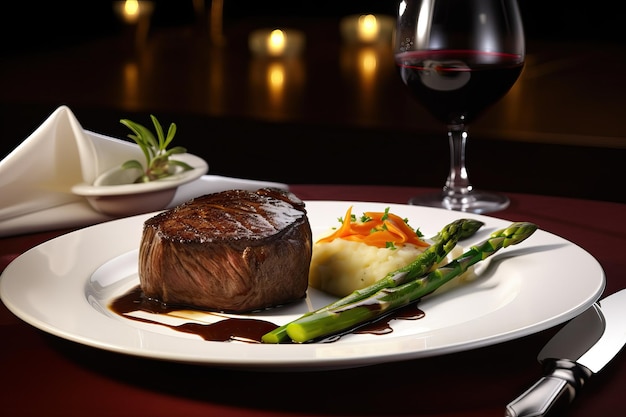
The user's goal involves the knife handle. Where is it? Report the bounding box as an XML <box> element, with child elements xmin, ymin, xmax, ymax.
<box><xmin>505</xmin><ymin>359</ymin><xmax>593</xmax><ymax>417</ymax></box>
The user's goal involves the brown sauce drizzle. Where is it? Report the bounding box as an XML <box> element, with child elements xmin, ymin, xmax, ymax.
<box><xmin>355</xmin><ymin>304</ymin><xmax>425</xmax><ymax>335</ymax></box>
<box><xmin>108</xmin><ymin>285</ymin><xmax>425</xmax><ymax>344</ymax></box>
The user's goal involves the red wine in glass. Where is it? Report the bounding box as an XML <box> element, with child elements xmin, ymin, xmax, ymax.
<box><xmin>395</xmin><ymin>0</ymin><xmax>525</xmax><ymax>213</ymax></box>
<box><xmin>396</xmin><ymin>50</ymin><xmax>523</xmax><ymax>125</ymax></box>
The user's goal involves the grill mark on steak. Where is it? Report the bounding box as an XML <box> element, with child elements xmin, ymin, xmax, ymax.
<box><xmin>138</xmin><ymin>188</ymin><xmax>312</xmax><ymax>313</ymax></box>
<box><xmin>146</xmin><ymin>190</ymin><xmax>305</xmax><ymax>243</ymax></box>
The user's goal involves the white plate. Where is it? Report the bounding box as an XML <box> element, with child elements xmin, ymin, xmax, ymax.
<box><xmin>0</xmin><ymin>201</ymin><xmax>605</xmax><ymax>371</ymax></box>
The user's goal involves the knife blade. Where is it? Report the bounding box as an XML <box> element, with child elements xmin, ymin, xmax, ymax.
<box><xmin>505</xmin><ymin>288</ymin><xmax>626</xmax><ymax>417</ymax></box>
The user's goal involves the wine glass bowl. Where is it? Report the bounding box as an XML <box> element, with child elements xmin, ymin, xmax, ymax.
<box><xmin>395</xmin><ymin>0</ymin><xmax>525</xmax><ymax>213</ymax></box>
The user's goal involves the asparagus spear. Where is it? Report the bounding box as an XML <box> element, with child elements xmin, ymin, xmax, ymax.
<box><xmin>282</xmin><ymin>221</ymin><xmax>538</xmax><ymax>344</ymax></box>
<box><xmin>261</xmin><ymin>218</ymin><xmax>484</xmax><ymax>344</ymax></box>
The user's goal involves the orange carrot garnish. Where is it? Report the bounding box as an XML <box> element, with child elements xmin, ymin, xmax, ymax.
<box><xmin>316</xmin><ymin>206</ymin><xmax>429</xmax><ymax>249</ymax></box>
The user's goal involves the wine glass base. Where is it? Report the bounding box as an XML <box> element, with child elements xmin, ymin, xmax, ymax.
<box><xmin>408</xmin><ymin>189</ymin><xmax>510</xmax><ymax>214</ymax></box>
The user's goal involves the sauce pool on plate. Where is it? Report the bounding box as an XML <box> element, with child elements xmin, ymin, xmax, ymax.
<box><xmin>109</xmin><ymin>285</ymin><xmax>426</xmax><ymax>343</ymax></box>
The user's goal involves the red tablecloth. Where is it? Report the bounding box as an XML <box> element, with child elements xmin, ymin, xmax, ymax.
<box><xmin>1</xmin><ymin>185</ymin><xmax>624</xmax><ymax>417</ymax></box>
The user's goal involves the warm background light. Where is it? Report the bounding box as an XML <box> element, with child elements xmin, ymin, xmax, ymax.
<box><xmin>249</xmin><ymin>29</ymin><xmax>305</xmax><ymax>57</ymax></box>
<box><xmin>267</xmin><ymin>30</ymin><xmax>286</xmax><ymax>56</ymax></box>
<box><xmin>122</xmin><ymin>62</ymin><xmax>139</xmax><ymax>107</ymax></box>
<box><xmin>115</xmin><ymin>0</ymin><xmax>154</xmax><ymax>24</ymax></box>
<box><xmin>358</xmin><ymin>14</ymin><xmax>379</xmax><ymax>42</ymax></box>
<box><xmin>124</xmin><ymin>0</ymin><xmax>140</xmax><ymax>21</ymax></box>
<box><xmin>267</xmin><ymin>62</ymin><xmax>285</xmax><ymax>105</ymax></box>
<box><xmin>340</xmin><ymin>14</ymin><xmax>394</xmax><ymax>45</ymax></box>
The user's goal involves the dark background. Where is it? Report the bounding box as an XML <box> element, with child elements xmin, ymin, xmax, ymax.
<box><xmin>3</xmin><ymin>1</ymin><xmax>622</xmax><ymax>55</ymax></box>
<box><xmin>1</xmin><ymin>1</ymin><xmax>624</xmax><ymax>203</ymax></box>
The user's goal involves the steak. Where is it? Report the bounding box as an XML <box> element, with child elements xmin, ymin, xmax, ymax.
<box><xmin>138</xmin><ymin>188</ymin><xmax>312</xmax><ymax>313</ymax></box>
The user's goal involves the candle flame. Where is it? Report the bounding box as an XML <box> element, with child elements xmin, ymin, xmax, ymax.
<box><xmin>358</xmin><ymin>14</ymin><xmax>379</xmax><ymax>42</ymax></box>
<box><xmin>125</xmin><ymin>0</ymin><xmax>139</xmax><ymax>15</ymax></box>
<box><xmin>123</xmin><ymin>0</ymin><xmax>140</xmax><ymax>23</ymax></box>
<box><xmin>116</xmin><ymin>1</ymin><xmax>153</xmax><ymax>25</ymax></box>
<box><xmin>267</xmin><ymin>29</ymin><xmax>286</xmax><ymax>56</ymax></box>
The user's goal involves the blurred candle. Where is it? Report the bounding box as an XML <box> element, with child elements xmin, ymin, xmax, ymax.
<box><xmin>268</xmin><ymin>30</ymin><xmax>286</xmax><ymax>56</ymax></box>
<box><xmin>114</xmin><ymin>0</ymin><xmax>154</xmax><ymax>24</ymax></box>
<box><xmin>114</xmin><ymin>1</ymin><xmax>154</xmax><ymax>48</ymax></box>
<box><xmin>249</xmin><ymin>29</ymin><xmax>305</xmax><ymax>57</ymax></box>
<box><xmin>340</xmin><ymin>14</ymin><xmax>394</xmax><ymax>44</ymax></box>
<box><xmin>358</xmin><ymin>15</ymin><xmax>379</xmax><ymax>42</ymax></box>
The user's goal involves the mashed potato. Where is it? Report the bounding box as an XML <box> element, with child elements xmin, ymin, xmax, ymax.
<box><xmin>308</xmin><ymin>238</ymin><xmax>467</xmax><ymax>298</ymax></box>
<box><xmin>308</xmin><ymin>239</ymin><xmax>428</xmax><ymax>297</ymax></box>
<box><xmin>308</xmin><ymin>206</ymin><xmax>470</xmax><ymax>298</ymax></box>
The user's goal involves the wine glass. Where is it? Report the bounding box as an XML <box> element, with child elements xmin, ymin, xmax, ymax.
<box><xmin>394</xmin><ymin>0</ymin><xmax>525</xmax><ymax>213</ymax></box>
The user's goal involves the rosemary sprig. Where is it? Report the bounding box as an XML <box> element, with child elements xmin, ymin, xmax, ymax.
<box><xmin>120</xmin><ymin>115</ymin><xmax>193</xmax><ymax>183</ymax></box>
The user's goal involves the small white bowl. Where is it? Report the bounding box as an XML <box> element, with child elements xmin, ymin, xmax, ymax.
<box><xmin>72</xmin><ymin>153</ymin><xmax>208</xmax><ymax>216</ymax></box>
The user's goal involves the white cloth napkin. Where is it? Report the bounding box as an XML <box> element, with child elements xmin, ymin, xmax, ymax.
<box><xmin>0</xmin><ymin>106</ymin><xmax>288</xmax><ymax>237</ymax></box>
<box><xmin>0</xmin><ymin>105</ymin><xmax>144</xmax><ymax>221</ymax></box>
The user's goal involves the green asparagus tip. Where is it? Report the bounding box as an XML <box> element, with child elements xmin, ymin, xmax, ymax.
<box><xmin>493</xmin><ymin>222</ymin><xmax>538</xmax><ymax>248</ymax></box>
<box><xmin>459</xmin><ymin>219</ymin><xmax>486</xmax><ymax>239</ymax></box>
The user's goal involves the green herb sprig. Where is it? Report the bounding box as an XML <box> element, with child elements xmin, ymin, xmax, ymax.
<box><xmin>120</xmin><ymin>115</ymin><xmax>193</xmax><ymax>183</ymax></box>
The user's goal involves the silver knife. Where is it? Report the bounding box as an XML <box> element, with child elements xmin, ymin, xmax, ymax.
<box><xmin>505</xmin><ymin>288</ymin><xmax>626</xmax><ymax>417</ymax></box>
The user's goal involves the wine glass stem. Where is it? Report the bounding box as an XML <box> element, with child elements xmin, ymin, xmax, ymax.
<box><xmin>444</xmin><ymin>124</ymin><xmax>472</xmax><ymax>197</ymax></box>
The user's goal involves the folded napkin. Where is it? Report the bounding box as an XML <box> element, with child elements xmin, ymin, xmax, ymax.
<box><xmin>0</xmin><ymin>106</ymin><xmax>288</xmax><ymax>237</ymax></box>
<box><xmin>0</xmin><ymin>105</ymin><xmax>144</xmax><ymax>222</ymax></box>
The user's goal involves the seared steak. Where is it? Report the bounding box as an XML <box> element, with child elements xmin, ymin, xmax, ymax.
<box><xmin>138</xmin><ymin>188</ymin><xmax>312</xmax><ymax>313</ymax></box>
